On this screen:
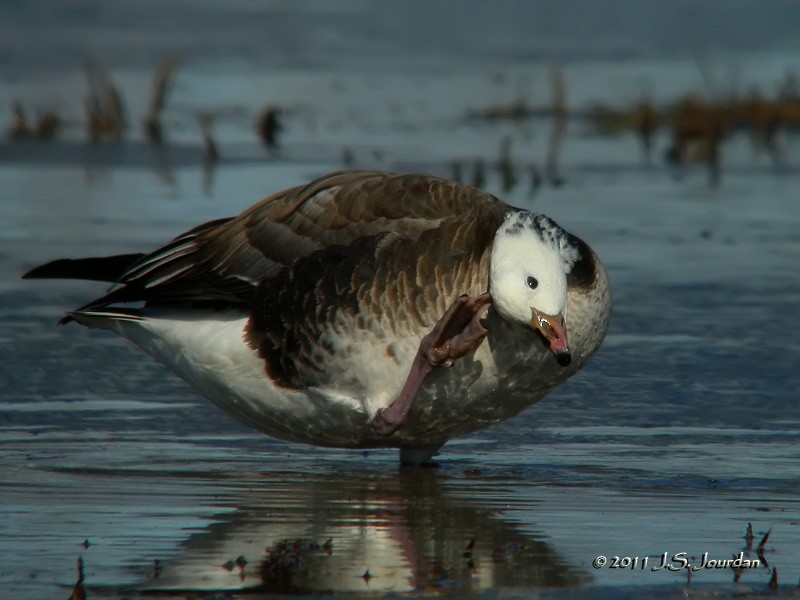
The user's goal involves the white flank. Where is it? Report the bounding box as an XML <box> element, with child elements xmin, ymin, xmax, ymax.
<box><xmin>74</xmin><ymin>308</ymin><xmax>413</xmax><ymax>445</ymax></box>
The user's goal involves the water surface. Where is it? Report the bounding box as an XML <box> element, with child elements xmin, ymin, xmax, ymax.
<box><xmin>1</xmin><ymin>2</ymin><xmax>799</xmax><ymax>598</ymax></box>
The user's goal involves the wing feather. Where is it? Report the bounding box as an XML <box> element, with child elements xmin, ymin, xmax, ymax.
<box><xmin>51</xmin><ymin>171</ymin><xmax>509</xmax><ymax>313</ymax></box>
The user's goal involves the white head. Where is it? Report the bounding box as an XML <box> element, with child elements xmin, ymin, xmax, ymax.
<box><xmin>489</xmin><ymin>211</ymin><xmax>577</xmax><ymax>366</ymax></box>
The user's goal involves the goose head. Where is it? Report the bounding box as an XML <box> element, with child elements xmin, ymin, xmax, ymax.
<box><xmin>489</xmin><ymin>211</ymin><xmax>578</xmax><ymax>367</ymax></box>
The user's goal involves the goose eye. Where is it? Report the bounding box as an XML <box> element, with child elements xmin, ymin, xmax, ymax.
<box><xmin>526</xmin><ymin>276</ymin><xmax>538</xmax><ymax>290</ymax></box>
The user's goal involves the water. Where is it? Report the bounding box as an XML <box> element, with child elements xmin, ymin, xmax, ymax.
<box><xmin>1</xmin><ymin>2</ymin><xmax>800</xmax><ymax>598</ymax></box>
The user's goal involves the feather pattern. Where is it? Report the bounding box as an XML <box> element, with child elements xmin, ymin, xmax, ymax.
<box><xmin>23</xmin><ymin>170</ymin><xmax>611</xmax><ymax>456</ymax></box>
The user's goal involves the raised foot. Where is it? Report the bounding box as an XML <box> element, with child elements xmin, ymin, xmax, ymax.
<box><xmin>372</xmin><ymin>293</ymin><xmax>492</xmax><ymax>436</ymax></box>
<box><xmin>423</xmin><ymin>292</ymin><xmax>493</xmax><ymax>367</ymax></box>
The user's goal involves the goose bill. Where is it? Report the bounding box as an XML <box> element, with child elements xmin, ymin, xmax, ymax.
<box><xmin>530</xmin><ymin>308</ymin><xmax>571</xmax><ymax>367</ymax></box>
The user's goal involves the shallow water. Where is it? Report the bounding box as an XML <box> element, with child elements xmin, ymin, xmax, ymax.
<box><xmin>2</xmin><ymin>2</ymin><xmax>800</xmax><ymax>599</ymax></box>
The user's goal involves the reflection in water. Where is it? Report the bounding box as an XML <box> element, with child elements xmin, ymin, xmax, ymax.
<box><xmin>140</xmin><ymin>468</ymin><xmax>587</xmax><ymax>595</ymax></box>
<box><xmin>150</xmin><ymin>143</ymin><xmax>176</xmax><ymax>191</ymax></box>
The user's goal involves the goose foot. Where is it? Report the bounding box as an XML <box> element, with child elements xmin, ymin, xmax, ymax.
<box><xmin>372</xmin><ymin>292</ymin><xmax>492</xmax><ymax>435</ymax></box>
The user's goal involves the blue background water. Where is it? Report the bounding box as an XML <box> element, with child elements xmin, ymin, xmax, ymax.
<box><xmin>1</xmin><ymin>2</ymin><xmax>799</xmax><ymax>598</ymax></box>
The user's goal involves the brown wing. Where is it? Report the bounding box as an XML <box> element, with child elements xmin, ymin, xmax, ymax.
<box><xmin>246</xmin><ymin>192</ymin><xmax>508</xmax><ymax>388</ymax></box>
<box><xmin>76</xmin><ymin>170</ymin><xmax>510</xmax><ymax>312</ymax></box>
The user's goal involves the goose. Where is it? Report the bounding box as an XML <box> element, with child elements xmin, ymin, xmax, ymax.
<box><xmin>23</xmin><ymin>170</ymin><xmax>611</xmax><ymax>463</ymax></box>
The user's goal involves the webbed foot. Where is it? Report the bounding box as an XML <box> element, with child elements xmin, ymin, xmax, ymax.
<box><xmin>372</xmin><ymin>293</ymin><xmax>492</xmax><ymax>436</ymax></box>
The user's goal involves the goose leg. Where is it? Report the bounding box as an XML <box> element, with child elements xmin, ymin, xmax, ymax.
<box><xmin>372</xmin><ymin>292</ymin><xmax>492</xmax><ymax>435</ymax></box>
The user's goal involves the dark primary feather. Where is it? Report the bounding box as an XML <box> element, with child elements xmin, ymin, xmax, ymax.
<box><xmin>22</xmin><ymin>253</ymin><xmax>144</xmax><ymax>282</ymax></box>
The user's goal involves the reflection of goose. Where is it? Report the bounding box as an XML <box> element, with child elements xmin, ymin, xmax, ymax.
<box><xmin>24</xmin><ymin>171</ymin><xmax>611</xmax><ymax>463</ymax></box>
<box><xmin>140</xmin><ymin>468</ymin><xmax>588</xmax><ymax>595</ymax></box>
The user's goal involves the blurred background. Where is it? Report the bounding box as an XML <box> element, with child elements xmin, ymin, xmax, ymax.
<box><xmin>2</xmin><ymin>2</ymin><xmax>800</xmax><ymax>599</ymax></box>
<box><xmin>3</xmin><ymin>0</ymin><xmax>800</xmax><ymax>194</ymax></box>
